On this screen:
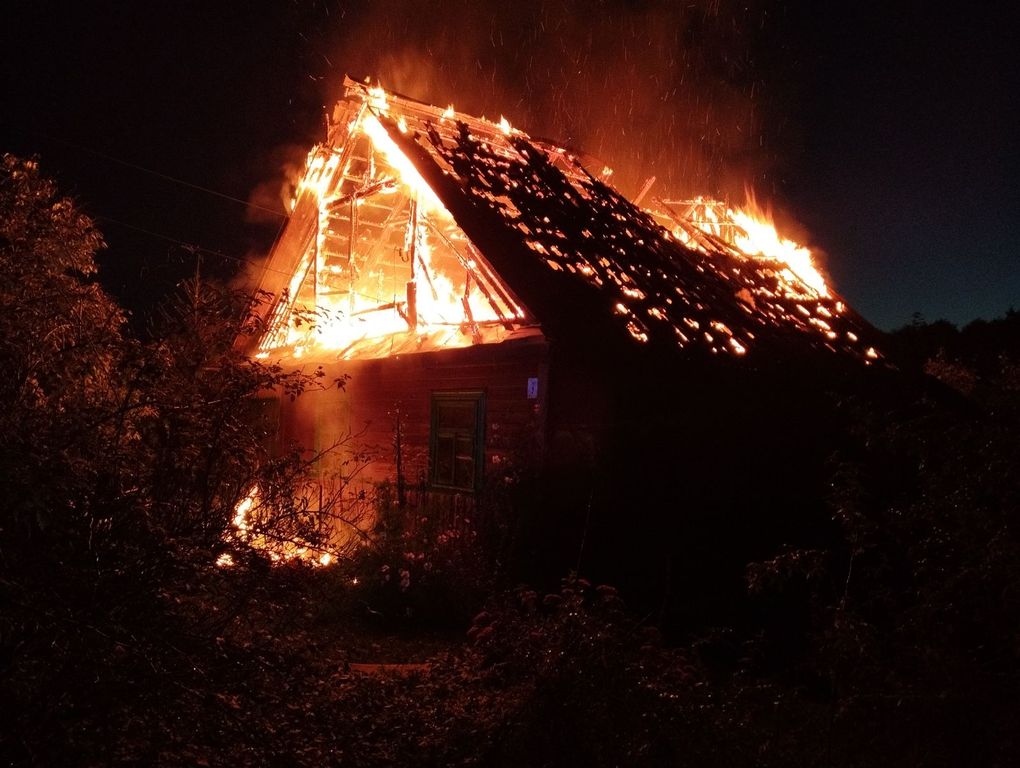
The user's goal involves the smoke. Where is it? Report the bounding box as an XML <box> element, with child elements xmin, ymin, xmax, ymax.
<box><xmin>232</xmin><ymin>144</ymin><xmax>310</xmax><ymax>291</ymax></box>
<box><xmin>299</xmin><ymin>0</ymin><xmax>789</xmax><ymax>200</ymax></box>
<box><xmin>245</xmin><ymin>144</ymin><xmax>309</xmax><ymax>226</ymax></box>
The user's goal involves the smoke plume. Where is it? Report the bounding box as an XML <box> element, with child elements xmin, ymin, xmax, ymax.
<box><xmin>298</xmin><ymin>0</ymin><xmax>789</xmax><ymax>200</ymax></box>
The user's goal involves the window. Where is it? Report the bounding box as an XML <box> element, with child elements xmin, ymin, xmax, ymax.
<box><xmin>429</xmin><ymin>391</ymin><xmax>485</xmax><ymax>492</ymax></box>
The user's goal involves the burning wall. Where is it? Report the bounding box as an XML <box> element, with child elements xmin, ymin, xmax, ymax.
<box><xmin>253</xmin><ymin>87</ymin><xmax>530</xmax><ymax>362</ymax></box>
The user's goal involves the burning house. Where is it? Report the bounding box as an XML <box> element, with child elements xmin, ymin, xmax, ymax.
<box><xmin>239</xmin><ymin>78</ymin><xmax>883</xmax><ymax>595</ymax></box>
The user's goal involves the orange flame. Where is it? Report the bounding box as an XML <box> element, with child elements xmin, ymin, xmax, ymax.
<box><xmin>261</xmin><ymin>83</ymin><xmax>869</xmax><ymax>367</ymax></box>
<box><xmin>360</xmin><ymin>113</ymin><xmax>444</xmax><ymax>213</ymax></box>
<box><xmin>728</xmin><ymin>199</ymin><xmax>829</xmax><ymax>298</ymax></box>
<box><xmin>224</xmin><ymin>485</ymin><xmax>335</xmax><ymax>567</ymax></box>
<box><xmin>259</xmin><ymin>87</ymin><xmax>525</xmax><ymax>361</ymax></box>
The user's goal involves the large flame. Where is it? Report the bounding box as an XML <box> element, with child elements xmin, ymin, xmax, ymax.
<box><xmin>258</xmin><ymin>88</ymin><xmax>525</xmax><ymax>361</ymax></box>
<box><xmin>662</xmin><ymin>195</ymin><xmax>831</xmax><ymax>299</ymax></box>
<box><xmin>728</xmin><ymin>200</ymin><xmax>829</xmax><ymax>298</ymax></box>
<box><xmin>360</xmin><ymin>113</ymin><xmax>445</xmax><ymax>213</ymax></box>
<box><xmin>257</xmin><ymin>83</ymin><xmax>870</xmax><ymax>366</ymax></box>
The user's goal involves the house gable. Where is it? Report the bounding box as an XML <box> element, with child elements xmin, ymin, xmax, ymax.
<box><xmin>244</xmin><ymin>86</ymin><xmax>535</xmax><ymax>363</ymax></box>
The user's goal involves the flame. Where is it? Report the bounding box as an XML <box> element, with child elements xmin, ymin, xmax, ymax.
<box><xmin>728</xmin><ymin>201</ymin><xmax>829</xmax><ymax>298</ymax></box>
<box><xmin>260</xmin><ymin>83</ymin><xmax>875</xmax><ymax>368</ymax></box>
<box><xmin>294</xmin><ymin>148</ymin><xmax>342</xmax><ymax>202</ymax></box>
<box><xmin>366</xmin><ymin>85</ymin><xmax>389</xmax><ymax>114</ymax></box>
<box><xmin>223</xmin><ymin>485</ymin><xmax>336</xmax><ymax>567</ymax></box>
<box><xmin>665</xmin><ymin>195</ymin><xmax>829</xmax><ymax>299</ymax></box>
<box><xmin>233</xmin><ymin>486</ymin><xmax>257</xmax><ymax>533</ymax></box>
<box><xmin>259</xmin><ymin>95</ymin><xmax>525</xmax><ymax>361</ymax></box>
<box><xmin>642</xmin><ymin>195</ymin><xmax>875</xmax><ymax>357</ymax></box>
<box><xmin>360</xmin><ymin>114</ymin><xmax>444</xmax><ymax>213</ymax></box>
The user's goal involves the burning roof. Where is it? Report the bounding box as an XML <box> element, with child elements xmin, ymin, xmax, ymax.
<box><xmin>246</xmin><ymin>77</ymin><xmax>879</xmax><ymax>364</ymax></box>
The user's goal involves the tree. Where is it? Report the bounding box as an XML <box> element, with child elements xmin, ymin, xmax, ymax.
<box><xmin>0</xmin><ymin>157</ymin><xmax>341</xmax><ymax>764</ymax></box>
<box><xmin>0</xmin><ymin>154</ymin><xmax>336</xmax><ymax>579</ymax></box>
<box><xmin>130</xmin><ymin>278</ymin><xmax>343</xmax><ymax>558</ymax></box>
<box><xmin>0</xmin><ymin>154</ymin><xmax>127</xmax><ymax>558</ymax></box>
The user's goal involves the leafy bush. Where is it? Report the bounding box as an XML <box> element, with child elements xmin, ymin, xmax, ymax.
<box><xmin>342</xmin><ymin>485</ymin><xmax>495</xmax><ymax>626</ymax></box>
<box><xmin>446</xmin><ymin>575</ymin><xmax>696</xmax><ymax>766</ymax></box>
<box><xmin>734</xmin><ymin>382</ymin><xmax>1020</xmax><ymax>766</ymax></box>
<box><xmin>0</xmin><ymin>156</ymin><xmax>337</xmax><ymax>763</ymax></box>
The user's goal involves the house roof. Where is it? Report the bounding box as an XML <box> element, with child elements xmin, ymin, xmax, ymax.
<box><xmin>244</xmin><ymin>77</ymin><xmax>880</xmax><ymax>365</ymax></box>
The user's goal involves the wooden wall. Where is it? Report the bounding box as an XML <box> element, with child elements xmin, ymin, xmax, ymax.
<box><xmin>276</xmin><ymin>334</ymin><xmax>550</xmax><ymax>499</ymax></box>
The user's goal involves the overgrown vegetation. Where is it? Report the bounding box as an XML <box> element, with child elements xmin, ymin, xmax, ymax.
<box><xmin>1</xmin><ymin>156</ymin><xmax>1017</xmax><ymax>765</ymax></box>
<box><xmin>0</xmin><ymin>155</ymin><xmax>337</xmax><ymax>761</ymax></box>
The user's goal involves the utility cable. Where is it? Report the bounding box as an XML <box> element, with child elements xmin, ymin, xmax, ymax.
<box><xmin>7</xmin><ymin>123</ymin><xmax>289</xmax><ymax>219</ymax></box>
<box><xmin>95</xmin><ymin>215</ymin><xmax>295</xmax><ymax>279</ymax></box>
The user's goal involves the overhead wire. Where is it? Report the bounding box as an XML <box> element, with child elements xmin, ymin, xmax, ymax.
<box><xmin>95</xmin><ymin>215</ymin><xmax>296</xmax><ymax>279</ymax></box>
<box><xmin>77</xmin><ymin>143</ymin><xmax>289</xmax><ymax>220</ymax></box>
<box><xmin>11</xmin><ymin>124</ymin><xmax>289</xmax><ymax>220</ymax></box>
<box><xmin>7</xmin><ymin>125</ymin><xmax>297</xmax><ymax>278</ymax></box>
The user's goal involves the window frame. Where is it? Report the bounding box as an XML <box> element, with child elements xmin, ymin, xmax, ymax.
<box><xmin>428</xmin><ymin>390</ymin><xmax>486</xmax><ymax>493</ymax></box>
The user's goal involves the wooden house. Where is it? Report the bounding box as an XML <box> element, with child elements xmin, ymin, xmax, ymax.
<box><xmin>238</xmin><ymin>78</ymin><xmax>884</xmax><ymax>597</ymax></box>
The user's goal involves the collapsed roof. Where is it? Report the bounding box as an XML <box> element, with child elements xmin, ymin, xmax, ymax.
<box><xmin>245</xmin><ymin>77</ymin><xmax>879</xmax><ymax>364</ymax></box>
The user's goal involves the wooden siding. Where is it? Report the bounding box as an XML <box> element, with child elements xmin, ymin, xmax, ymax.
<box><xmin>276</xmin><ymin>335</ymin><xmax>550</xmax><ymax>496</ymax></box>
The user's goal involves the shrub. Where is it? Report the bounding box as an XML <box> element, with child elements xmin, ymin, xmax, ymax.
<box><xmin>343</xmin><ymin>485</ymin><xmax>495</xmax><ymax>627</ymax></box>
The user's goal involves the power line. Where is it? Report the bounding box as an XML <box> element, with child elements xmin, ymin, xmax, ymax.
<box><xmin>95</xmin><ymin>215</ymin><xmax>294</xmax><ymax>278</ymax></box>
<box><xmin>80</xmin><ymin>144</ymin><xmax>289</xmax><ymax>219</ymax></box>
<box><xmin>7</xmin><ymin>124</ymin><xmax>294</xmax><ymax>280</ymax></box>
<box><xmin>11</xmin><ymin>124</ymin><xmax>289</xmax><ymax>219</ymax></box>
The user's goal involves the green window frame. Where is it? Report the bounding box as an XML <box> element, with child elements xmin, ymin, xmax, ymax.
<box><xmin>429</xmin><ymin>390</ymin><xmax>485</xmax><ymax>492</ymax></box>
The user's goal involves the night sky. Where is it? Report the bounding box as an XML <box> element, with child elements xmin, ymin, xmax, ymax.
<box><xmin>2</xmin><ymin>0</ymin><xmax>1016</xmax><ymax>330</ymax></box>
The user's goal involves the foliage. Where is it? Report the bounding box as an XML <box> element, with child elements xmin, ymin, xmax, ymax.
<box><xmin>453</xmin><ymin>575</ymin><xmax>696</xmax><ymax>766</ymax></box>
<box><xmin>888</xmin><ymin>310</ymin><xmax>1020</xmax><ymax>396</ymax></box>
<box><xmin>730</xmin><ymin>318</ymin><xmax>1020</xmax><ymax>766</ymax></box>
<box><xmin>125</xmin><ymin>279</ymin><xmax>343</xmax><ymax>555</ymax></box>
<box><xmin>0</xmin><ymin>156</ymin><xmax>339</xmax><ymax>763</ymax></box>
<box><xmin>341</xmin><ymin>485</ymin><xmax>496</xmax><ymax>627</ymax></box>
<box><xmin>0</xmin><ymin>154</ymin><xmax>127</xmax><ymax>561</ymax></box>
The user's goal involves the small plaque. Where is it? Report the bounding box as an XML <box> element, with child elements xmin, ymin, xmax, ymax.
<box><xmin>526</xmin><ymin>377</ymin><xmax>539</xmax><ymax>399</ymax></box>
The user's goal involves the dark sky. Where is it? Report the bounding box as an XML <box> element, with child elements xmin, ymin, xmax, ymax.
<box><xmin>2</xmin><ymin>0</ymin><xmax>1016</xmax><ymax>330</ymax></box>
